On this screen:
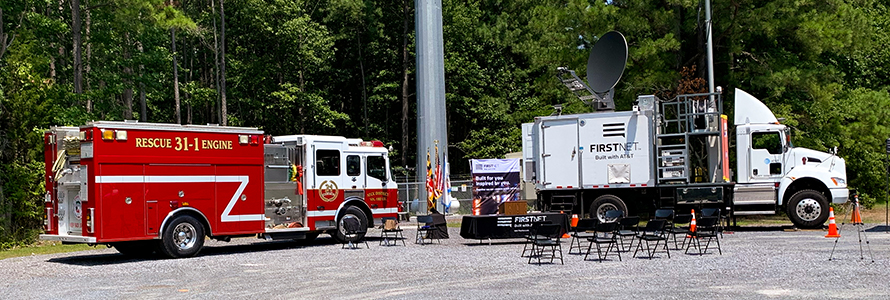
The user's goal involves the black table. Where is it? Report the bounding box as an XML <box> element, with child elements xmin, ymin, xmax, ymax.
<box><xmin>459</xmin><ymin>213</ymin><xmax>569</xmax><ymax>240</ymax></box>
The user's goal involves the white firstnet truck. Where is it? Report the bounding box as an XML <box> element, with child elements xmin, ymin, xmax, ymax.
<box><xmin>521</xmin><ymin>88</ymin><xmax>849</xmax><ymax>228</ymax></box>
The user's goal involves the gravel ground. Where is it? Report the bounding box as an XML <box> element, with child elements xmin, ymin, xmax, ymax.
<box><xmin>3</xmin><ymin>221</ymin><xmax>890</xmax><ymax>300</ymax></box>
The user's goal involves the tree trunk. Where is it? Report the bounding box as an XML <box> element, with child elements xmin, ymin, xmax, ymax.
<box><xmin>72</xmin><ymin>0</ymin><xmax>83</xmax><ymax>94</ymax></box>
<box><xmin>172</xmin><ymin>28</ymin><xmax>181</xmax><ymax>124</ymax></box>
<box><xmin>400</xmin><ymin>0</ymin><xmax>411</xmax><ymax>167</ymax></box>
<box><xmin>138</xmin><ymin>41</ymin><xmax>146</xmax><ymax>121</ymax></box>
<box><xmin>211</xmin><ymin>0</ymin><xmax>221</xmax><ymax>125</ymax></box>
<box><xmin>85</xmin><ymin>0</ymin><xmax>92</xmax><ymax>96</ymax></box>
<box><xmin>0</xmin><ymin>8</ymin><xmax>9</xmax><ymax>59</ymax></box>
<box><xmin>218</xmin><ymin>0</ymin><xmax>228</xmax><ymax>126</ymax></box>
<box><xmin>359</xmin><ymin>34</ymin><xmax>367</xmax><ymax>139</ymax></box>
<box><xmin>122</xmin><ymin>33</ymin><xmax>133</xmax><ymax>119</ymax></box>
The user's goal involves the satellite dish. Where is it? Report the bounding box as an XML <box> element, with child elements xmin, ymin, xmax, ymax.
<box><xmin>586</xmin><ymin>31</ymin><xmax>628</xmax><ymax>93</ymax></box>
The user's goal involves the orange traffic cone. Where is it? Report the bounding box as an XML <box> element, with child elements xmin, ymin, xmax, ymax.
<box><xmin>571</xmin><ymin>214</ymin><xmax>579</xmax><ymax>227</ymax></box>
<box><xmin>851</xmin><ymin>203</ymin><xmax>863</xmax><ymax>225</ymax></box>
<box><xmin>825</xmin><ymin>207</ymin><xmax>840</xmax><ymax>238</ymax></box>
<box><xmin>687</xmin><ymin>209</ymin><xmax>697</xmax><ymax>238</ymax></box>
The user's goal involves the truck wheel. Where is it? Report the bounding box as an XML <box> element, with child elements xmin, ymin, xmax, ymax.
<box><xmin>112</xmin><ymin>241</ymin><xmax>158</xmax><ymax>258</ymax></box>
<box><xmin>786</xmin><ymin>189</ymin><xmax>830</xmax><ymax>229</ymax></box>
<box><xmin>333</xmin><ymin>206</ymin><xmax>368</xmax><ymax>243</ymax></box>
<box><xmin>590</xmin><ymin>194</ymin><xmax>627</xmax><ymax>223</ymax></box>
<box><xmin>159</xmin><ymin>215</ymin><xmax>205</xmax><ymax>258</ymax></box>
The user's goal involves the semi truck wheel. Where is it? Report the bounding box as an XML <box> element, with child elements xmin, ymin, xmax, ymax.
<box><xmin>786</xmin><ymin>189</ymin><xmax>830</xmax><ymax>229</ymax></box>
<box><xmin>333</xmin><ymin>206</ymin><xmax>368</xmax><ymax>243</ymax></box>
<box><xmin>159</xmin><ymin>215</ymin><xmax>205</xmax><ymax>258</ymax></box>
<box><xmin>590</xmin><ymin>194</ymin><xmax>628</xmax><ymax>223</ymax></box>
<box><xmin>112</xmin><ymin>240</ymin><xmax>157</xmax><ymax>258</ymax></box>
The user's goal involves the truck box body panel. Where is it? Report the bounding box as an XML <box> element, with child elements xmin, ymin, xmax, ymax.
<box><xmin>578</xmin><ymin>111</ymin><xmax>654</xmax><ymax>187</ymax></box>
<box><xmin>82</xmin><ymin>123</ymin><xmax>264</xmax><ymax>242</ymax></box>
<box><xmin>531</xmin><ymin>111</ymin><xmax>654</xmax><ymax>190</ymax></box>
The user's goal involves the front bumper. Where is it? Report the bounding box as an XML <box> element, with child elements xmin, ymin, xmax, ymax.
<box><xmin>39</xmin><ymin>234</ymin><xmax>97</xmax><ymax>243</ymax></box>
<box><xmin>829</xmin><ymin>187</ymin><xmax>849</xmax><ymax>204</ymax></box>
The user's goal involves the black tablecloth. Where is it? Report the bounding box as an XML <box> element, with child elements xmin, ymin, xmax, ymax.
<box><xmin>459</xmin><ymin>213</ymin><xmax>568</xmax><ymax>240</ymax></box>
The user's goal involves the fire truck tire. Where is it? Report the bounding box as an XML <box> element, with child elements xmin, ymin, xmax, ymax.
<box><xmin>333</xmin><ymin>206</ymin><xmax>368</xmax><ymax>243</ymax></box>
<box><xmin>159</xmin><ymin>215</ymin><xmax>205</xmax><ymax>258</ymax></box>
<box><xmin>786</xmin><ymin>189</ymin><xmax>830</xmax><ymax>229</ymax></box>
<box><xmin>112</xmin><ymin>241</ymin><xmax>157</xmax><ymax>258</ymax></box>
<box><xmin>590</xmin><ymin>194</ymin><xmax>627</xmax><ymax>223</ymax></box>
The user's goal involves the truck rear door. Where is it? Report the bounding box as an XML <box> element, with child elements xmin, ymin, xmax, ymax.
<box><xmin>540</xmin><ymin>118</ymin><xmax>580</xmax><ymax>188</ymax></box>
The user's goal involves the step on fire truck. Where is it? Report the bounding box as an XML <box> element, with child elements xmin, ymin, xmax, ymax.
<box><xmin>523</xmin><ymin>31</ymin><xmax>848</xmax><ymax>228</ymax></box>
<box><xmin>40</xmin><ymin>121</ymin><xmax>398</xmax><ymax>258</ymax></box>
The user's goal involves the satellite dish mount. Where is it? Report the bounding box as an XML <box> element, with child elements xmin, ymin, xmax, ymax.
<box><xmin>556</xmin><ymin>31</ymin><xmax>628</xmax><ymax>112</ymax></box>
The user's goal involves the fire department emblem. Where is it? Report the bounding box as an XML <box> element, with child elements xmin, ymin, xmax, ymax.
<box><xmin>74</xmin><ymin>195</ymin><xmax>82</xmax><ymax>219</ymax></box>
<box><xmin>319</xmin><ymin>180</ymin><xmax>339</xmax><ymax>202</ymax></box>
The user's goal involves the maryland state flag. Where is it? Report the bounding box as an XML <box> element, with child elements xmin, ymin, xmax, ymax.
<box><xmin>426</xmin><ymin>148</ymin><xmax>436</xmax><ymax>210</ymax></box>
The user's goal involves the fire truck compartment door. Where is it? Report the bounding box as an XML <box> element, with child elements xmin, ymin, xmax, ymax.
<box><xmin>540</xmin><ymin>119</ymin><xmax>580</xmax><ymax>188</ymax></box>
<box><xmin>98</xmin><ymin>164</ymin><xmax>146</xmax><ymax>240</ymax></box>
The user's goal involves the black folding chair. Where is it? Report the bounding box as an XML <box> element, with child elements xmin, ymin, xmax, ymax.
<box><xmin>668</xmin><ymin>213</ymin><xmax>693</xmax><ymax>249</ymax></box>
<box><xmin>568</xmin><ymin>218</ymin><xmax>597</xmax><ymax>255</ymax></box>
<box><xmin>415</xmin><ymin>215</ymin><xmax>439</xmax><ymax>245</ymax></box>
<box><xmin>616</xmin><ymin>216</ymin><xmax>640</xmax><ymax>252</ymax></box>
<box><xmin>527</xmin><ymin>224</ymin><xmax>564</xmax><ymax>265</ymax></box>
<box><xmin>654</xmin><ymin>208</ymin><xmax>674</xmax><ymax>228</ymax></box>
<box><xmin>633</xmin><ymin>219</ymin><xmax>670</xmax><ymax>259</ymax></box>
<box><xmin>685</xmin><ymin>216</ymin><xmax>722</xmax><ymax>255</ymax></box>
<box><xmin>521</xmin><ymin>222</ymin><xmax>552</xmax><ymax>257</ymax></box>
<box><xmin>341</xmin><ymin>217</ymin><xmax>369</xmax><ymax>249</ymax></box>
<box><xmin>379</xmin><ymin>217</ymin><xmax>406</xmax><ymax>246</ymax></box>
<box><xmin>701</xmin><ymin>208</ymin><xmax>725</xmax><ymax>237</ymax></box>
<box><xmin>584</xmin><ymin>221</ymin><xmax>621</xmax><ymax>262</ymax></box>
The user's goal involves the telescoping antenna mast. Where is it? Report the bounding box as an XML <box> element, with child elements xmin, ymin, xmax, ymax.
<box><xmin>556</xmin><ymin>31</ymin><xmax>628</xmax><ymax>112</ymax></box>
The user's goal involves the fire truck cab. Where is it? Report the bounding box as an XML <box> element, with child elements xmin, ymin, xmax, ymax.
<box><xmin>40</xmin><ymin>121</ymin><xmax>398</xmax><ymax>258</ymax></box>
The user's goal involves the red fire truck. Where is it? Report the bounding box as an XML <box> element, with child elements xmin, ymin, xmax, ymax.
<box><xmin>40</xmin><ymin>121</ymin><xmax>398</xmax><ymax>258</ymax></box>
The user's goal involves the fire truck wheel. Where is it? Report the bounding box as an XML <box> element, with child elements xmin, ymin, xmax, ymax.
<box><xmin>159</xmin><ymin>215</ymin><xmax>205</xmax><ymax>258</ymax></box>
<box><xmin>786</xmin><ymin>189</ymin><xmax>829</xmax><ymax>229</ymax></box>
<box><xmin>333</xmin><ymin>206</ymin><xmax>368</xmax><ymax>243</ymax></box>
<box><xmin>590</xmin><ymin>195</ymin><xmax>627</xmax><ymax>223</ymax></box>
<box><xmin>112</xmin><ymin>241</ymin><xmax>157</xmax><ymax>258</ymax></box>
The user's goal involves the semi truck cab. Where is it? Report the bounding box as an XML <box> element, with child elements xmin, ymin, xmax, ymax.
<box><xmin>733</xmin><ymin>89</ymin><xmax>848</xmax><ymax>227</ymax></box>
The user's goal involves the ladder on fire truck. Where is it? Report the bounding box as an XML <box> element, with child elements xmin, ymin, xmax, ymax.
<box><xmin>655</xmin><ymin>92</ymin><xmax>723</xmax><ymax>184</ymax></box>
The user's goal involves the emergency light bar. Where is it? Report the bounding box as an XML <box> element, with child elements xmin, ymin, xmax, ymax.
<box><xmin>99</xmin><ymin>129</ymin><xmax>128</xmax><ymax>141</ymax></box>
<box><xmin>359</xmin><ymin>140</ymin><xmax>385</xmax><ymax>147</ymax></box>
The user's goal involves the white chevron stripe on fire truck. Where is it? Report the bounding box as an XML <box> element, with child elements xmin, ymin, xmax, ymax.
<box><xmin>94</xmin><ymin>175</ymin><xmax>263</xmax><ymax>222</ymax></box>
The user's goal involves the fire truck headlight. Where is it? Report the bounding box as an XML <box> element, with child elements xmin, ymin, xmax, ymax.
<box><xmin>115</xmin><ymin>130</ymin><xmax>127</xmax><ymax>141</ymax></box>
<box><xmin>101</xmin><ymin>129</ymin><xmax>114</xmax><ymax>140</ymax></box>
<box><xmin>239</xmin><ymin>135</ymin><xmax>249</xmax><ymax>145</ymax></box>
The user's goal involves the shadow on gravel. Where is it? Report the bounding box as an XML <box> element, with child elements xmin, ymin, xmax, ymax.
<box><xmin>865</xmin><ymin>225</ymin><xmax>890</xmax><ymax>232</ymax></box>
<box><xmin>47</xmin><ymin>235</ymin><xmax>396</xmax><ymax>265</ymax></box>
<box><xmin>725</xmin><ymin>225</ymin><xmax>798</xmax><ymax>232</ymax></box>
<box><xmin>47</xmin><ymin>253</ymin><xmax>158</xmax><ymax>266</ymax></box>
<box><xmin>462</xmin><ymin>240</ymin><xmax>526</xmax><ymax>246</ymax></box>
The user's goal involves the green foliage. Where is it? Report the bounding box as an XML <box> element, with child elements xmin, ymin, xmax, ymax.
<box><xmin>0</xmin><ymin>161</ymin><xmax>45</xmax><ymax>249</ymax></box>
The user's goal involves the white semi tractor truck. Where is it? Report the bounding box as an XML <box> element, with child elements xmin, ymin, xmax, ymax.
<box><xmin>521</xmin><ymin>88</ymin><xmax>849</xmax><ymax>228</ymax></box>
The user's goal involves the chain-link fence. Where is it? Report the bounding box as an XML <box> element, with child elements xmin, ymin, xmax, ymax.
<box><xmin>397</xmin><ymin>180</ymin><xmax>475</xmax><ymax>215</ymax></box>
<box><xmin>396</xmin><ymin>176</ymin><xmax>536</xmax><ymax>215</ymax></box>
